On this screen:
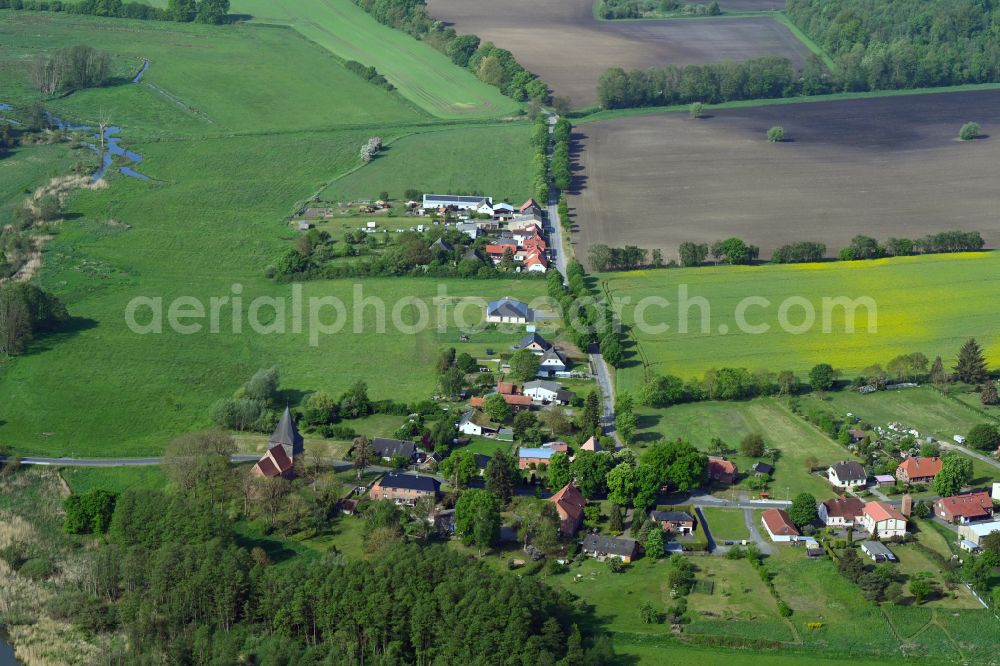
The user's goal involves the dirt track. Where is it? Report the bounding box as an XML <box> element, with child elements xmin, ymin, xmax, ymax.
<box><xmin>569</xmin><ymin>90</ymin><xmax>1000</xmax><ymax>264</ymax></box>
<box><xmin>427</xmin><ymin>0</ymin><xmax>811</xmax><ymax>107</ymax></box>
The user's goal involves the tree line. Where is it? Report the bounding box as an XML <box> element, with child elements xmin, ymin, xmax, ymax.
<box><xmin>839</xmin><ymin>231</ymin><xmax>985</xmax><ymax>260</ymax></box>
<box><xmin>597</xmin><ymin>55</ymin><xmax>825</xmax><ymax>109</ymax></box>
<box><xmin>351</xmin><ymin>0</ymin><xmax>547</xmax><ymax>103</ymax></box>
<box><xmin>344</xmin><ymin>60</ymin><xmax>394</xmax><ymax>91</ymax></box>
<box><xmin>30</xmin><ymin>45</ymin><xmax>111</xmax><ymax>96</ymax></box>
<box><xmin>788</xmin><ymin>0</ymin><xmax>1000</xmax><ymax>93</ymax></box>
<box><xmin>597</xmin><ymin>0</ymin><xmax>720</xmax><ymax>19</ymax></box>
<box><xmin>0</xmin><ymin>0</ymin><xmax>229</xmax><ymax>24</ymax></box>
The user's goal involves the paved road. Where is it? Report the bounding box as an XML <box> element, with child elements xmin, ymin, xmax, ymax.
<box><xmin>544</xmin><ymin>113</ymin><xmax>569</xmax><ymax>285</ymax></box>
<box><xmin>690</xmin><ymin>495</ymin><xmax>792</xmax><ymax>510</ymax></box>
<box><xmin>0</xmin><ymin>454</ymin><xmax>371</xmax><ymax>473</ymax></box>
<box><xmin>743</xmin><ymin>507</ymin><xmax>773</xmax><ymax>555</ymax></box>
<box><xmin>589</xmin><ymin>347</ymin><xmax>622</xmax><ymax>448</ymax></box>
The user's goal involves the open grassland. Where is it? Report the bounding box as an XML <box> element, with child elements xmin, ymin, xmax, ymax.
<box><xmin>322</xmin><ymin>124</ymin><xmax>534</xmax><ymax>203</ymax></box>
<box><xmin>0</xmin><ymin>12</ymin><xmax>540</xmax><ymax>457</ymax></box>
<box><xmin>636</xmin><ymin>398</ymin><xmax>862</xmax><ymax>498</ymax></box>
<box><xmin>0</xmin><ymin>11</ymin><xmax>425</xmax><ymax>134</ymax></box>
<box><xmin>572</xmin><ymin>90</ymin><xmax>1000</xmax><ymax>260</ymax></box>
<box><xmin>0</xmin><ymin>142</ymin><xmax>85</xmax><ymax>221</ymax></box>
<box><xmin>607</xmin><ymin>252</ymin><xmax>1000</xmax><ymax>388</ymax></box>
<box><xmin>224</xmin><ymin>0</ymin><xmax>520</xmax><ymax>119</ymax></box>
<box><xmin>60</xmin><ymin>466</ymin><xmax>169</xmax><ymax>494</ymax></box>
<box><xmin>428</xmin><ymin>0</ymin><xmax>811</xmax><ymax>108</ymax></box>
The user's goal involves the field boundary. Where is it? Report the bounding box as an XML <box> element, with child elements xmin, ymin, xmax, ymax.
<box><xmin>572</xmin><ymin>81</ymin><xmax>1000</xmax><ymax>124</ymax></box>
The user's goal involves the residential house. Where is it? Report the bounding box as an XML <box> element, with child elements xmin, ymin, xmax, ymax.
<box><xmin>371</xmin><ymin>438</ymin><xmax>417</xmax><ymax>463</ymax></box>
<box><xmin>580</xmin><ymin>436</ymin><xmax>602</xmax><ymax>453</ymax></box>
<box><xmin>707</xmin><ymin>457</ymin><xmax>737</xmax><ymax>484</ymax></box>
<box><xmin>828</xmin><ymin>461</ymin><xmax>867</xmax><ymax>490</ymax></box>
<box><xmin>457</xmin><ymin>410</ymin><xmax>499</xmax><ymax>437</ymax></box>
<box><xmin>761</xmin><ymin>509</ymin><xmax>800</xmax><ymax>542</ymax></box>
<box><xmin>511</xmin><ymin>223</ymin><xmax>543</xmax><ymax>244</ymax></box>
<box><xmin>934</xmin><ymin>492</ymin><xmax>994</xmax><ymax>524</ymax></box>
<box><xmin>474</xmin><ymin>199</ymin><xmax>495</xmax><ymax>216</ymax></box>
<box><xmin>486</xmin><ymin>298</ymin><xmax>531</xmax><ymax>324</ymax></box>
<box><xmin>469</xmin><ymin>392</ymin><xmax>533</xmax><ymax>411</ymax></box>
<box><xmin>861</xmin><ymin>501</ymin><xmax>907</xmax><ymax>539</ymax></box>
<box><xmin>518</xmin><ymin>446</ymin><xmax>557</xmax><ymax>469</ymax></box>
<box><xmin>519</xmin><ymin>198</ymin><xmax>542</xmax><ymax>216</ymax></box>
<box><xmin>549</xmin><ymin>482</ymin><xmax>586</xmax><ymax>536</ymax></box>
<box><xmin>523</xmin><ymin>250</ymin><xmax>548</xmax><ymax>273</ymax></box>
<box><xmin>958</xmin><ymin>520</ymin><xmax>1000</xmax><ymax>546</ymax></box>
<box><xmin>860</xmin><ymin>541</ymin><xmax>896</xmax><ymax>562</ymax></box>
<box><xmin>485</xmin><ymin>241</ymin><xmax>518</xmax><ymax>262</ymax></box>
<box><xmin>252</xmin><ymin>407</ymin><xmax>304</xmax><ymax>479</ymax></box>
<box><xmin>456</xmin><ymin>223</ymin><xmax>479</xmax><ymax>241</ymax></box>
<box><xmin>818</xmin><ymin>496</ymin><xmax>865</xmax><ymax>527</ymax></box>
<box><xmin>430</xmin><ymin>237</ymin><xmax>453</xmax><ymax>253</ymax></box>
<box><xmin>752</xmin><ymin>462</ymin><xmax>774</xmax><ymax>477</ymax></box>
<box><xmin>370</xmin><ymin>472</ymin><xmax>440</xmax><ymax>505</ymax></box>
<box><xmin>423</xmin><ymin>194</ymin><xmax>492</xmax><ymax>211</ymax></box>
<box><xmin>523</xmin><ymin>380</ymin><xmax>574</xmax><ymax>405</ymax></box>
<box><xmin>649</xmin><ymin>510</ymin><xmax>696</xmax><ymax>534</ymax></box>
<box><xmin>993</xmin><ymin>482</ymin><xmax>1000</xmax><ymax>501</ymax></box>
<box><xmin>538</xmin><ymin>347</ymin><xmax>568</xmax><ymax>377</ymax></box>
<box><xmin>493</xmin><ymin>202</ymin><xmax>515</xmax><ymax>215</ymax></box>
<box><xmin>582</xmin><ymin>534</ymin><xmax>640</xmax><ymax>563</ymax></box>
<box><xmin>895</xmin><ymin>456</ymin><xmax>942</xmax><ymax>484</ymax></box>
<box><xmin>515</xmin><ymin>332</ymin><xmax>551</xmax><ymax>354</ymax></box>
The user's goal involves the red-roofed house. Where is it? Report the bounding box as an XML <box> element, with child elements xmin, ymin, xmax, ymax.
<box><xmin>522</xmin><ymin>234</ymin><xmax>547</xmax><ymax>253</ymax></box>
<box><xmin>861</xmin><ymin>501</ymin><xmax>907</xmax><ymax>538</ymax></box>
<box><xmin>707</xmin><ymin>457</ymin><xmax>737</xmax><ymax>484</ymax></box>
<box><xmin>519</xmin><ymin>198</ymin><xmax>540</xmax><ymax>214</ymax></box>
<box><xmin>469</xmin><ymin>393</ymin><xmax>533</xmax><ymax>410</ymax></box>
<box><xmin>497</xmin><ymin>382</ymin><xmax>518</xmax><ymax>396</ymax></box>
<box><xmin>896</xmin><ymin>456</ymin><xmax>942</xmax><ymax>484</ymax></box>
<box><xmin>935</xmin><ymin>492</ymin><xmax>994</xmax><ymax>524</ymax></box>
<box><xmin>486</xmin><ymin>243</ymin><xmax>517</xmax><ymax>261</ymax></box>
<box><xmin>761</xmin><ymin>509</ymin><xmax>800</xmax><ymax>542</ymax></box>
<box><xmin>550</xmin><ymin>482</ymin><xmax>586</xmax><ymax>536</ymax></box>
<box><xmin>523</xmin><ymin>250</ymin><xmax>548</xmax><ymax>273</ymax></box>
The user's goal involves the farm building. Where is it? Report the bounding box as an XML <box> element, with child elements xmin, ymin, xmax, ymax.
<box><xmin>818</xmin><ymin>496</ymin><xmax>864</xmax><ymax>527</ymax></box>
<box><xmin>958</xmin><ymin>520</ymin><xmax>1000</xmax><ymax>546</ymax></box>
<box><xmin>423</xmin><ymin>194</ymin><xmax>493</xmax><ymax>211</ymax></box>
<box><xmin>549</xmin><ymin>483</ymin><xmax>586</xmax><ymax>536</ymax></box>
<box><xmin>752</xmin><ymin>462</ymin><xmax>774</xmax><ymax>477</ymax></box>
<box><xmin>895</xmin><ymin>456</ymin><xmax>942</xmax><ymax>483</ymax></box>
<box><xmin>518</xmin><ymin>445</ymin><xmax>559</xmax><ymax>469</ymax></box>
<box><xmin>827</xmin><ymin>461</ymin><xmax>867</xmax><ymax>489</ymax></box>
<box><xmin>486</xmin><ymin>297</ymin><xmax>531</xmax><ymax>324</ymax></box>
<box><xmin>861</xmin><ymin>501</ymin><xmax>907</xmax><ymax>539</ymax></box>
<box><xmin>934</xmin><ymin>491</ymin><xmax>994</xmax><ymax>524</ymax></box>
<box><xmin>582</xmin><ymin>534</ymin><xmax>640</xmax><ymax>563</ymax></box>
<box><xmin>761</xmin><ymin>509</ymin><xmax>799</xmax><ymax>542</ymax></box>
<box><xmin>860</xmin><ymin>541</ymin><xmax>896</xmax><ymax>562</ymax></box>
<box><xmin>522</xmin><ymin>380</ymin><xmax>574</xmax><ymax>405</ymax></box>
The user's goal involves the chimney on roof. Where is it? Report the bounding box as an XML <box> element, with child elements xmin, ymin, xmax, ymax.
<box><xmin>900</xmin><ymin>494</ymin><xmax>912</xmax><ymax>517</ymax></box>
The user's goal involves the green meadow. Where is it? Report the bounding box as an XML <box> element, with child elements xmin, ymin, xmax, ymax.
<box><xmin>222</xmin><ymin>0</ymin><xmax>520</xmax><ymax>119</ymax></box>
<box><xmin>0</xmin><ymin>10</ymin><xmax>537</xmax><ymax>457</ymax></box>
<box><xmin>605</xmin><ymin>252</ymin><xmax>1000</xmax><ymax>392</ymax></box>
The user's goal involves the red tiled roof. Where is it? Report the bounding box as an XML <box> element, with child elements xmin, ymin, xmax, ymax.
<box><xmin>936</xmin><ymin>492</ymin><xmax>994</xmax><ymax>519</ymax></box>
<box><xmin>550</xmin><ymin>482</ymin><xmax>586</xmax><ymax>523</ymax></box>
<box><xmin>821</xmin><ymin>496</ymin><xmax>864</xmax><ymax>519</ymax></box>
<box><xmin>486</xmin><ymin>244</ymin><xmax>514</xmax><ymax>256</ymax></box>
<box><xmin>519</xmin><ymin>199</ymin><xmax>539</xmax><ymax>212</ymax></box>
<box><xmin>255</xmin><ymin>457</ymin><xmax>279</xmax><ymax>477</ymax></box>
<box><xmin>707</xmin><ymin>457</ymin><xmax>737</xmax><ymax>475</ymax></box>
<box><xmin>497</xmin><ymin>382</ymin><xmax>518</xmax><ymax>395</ymax></box>
<box><xmin>897</xmin><ymin>456</ymin><xmax>942</xmax><ymax>478</ymax></box>
<box><xmin>471</xmin><ymin>393</ymin><xmax>532</xmax><ymax>408</ymax></box>
<box><xmin>762</xmin><ymin>509</ymin><xmax>799</xmax><ymax>537</ymax></box>
<box><xmin>864</xmin><ymin>501</ymin><xmax>906</xmax><ymax>523</ymax></box>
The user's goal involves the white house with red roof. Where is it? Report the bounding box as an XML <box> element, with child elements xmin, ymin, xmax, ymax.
<box><xmin>861</xmin><ymin>501</ymin><xmax>907</xmax><ymax>538</ymax></box>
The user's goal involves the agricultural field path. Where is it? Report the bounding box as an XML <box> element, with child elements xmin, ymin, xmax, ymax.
<box><xmin>743</xmin><ymin>507</ymin><xmax>773</xmax><ymax>554</ymax></box>
<box><xmin>939</xmin><ymin>442</ymin><xmax>1000</xmax><ymax>470</ymax></box>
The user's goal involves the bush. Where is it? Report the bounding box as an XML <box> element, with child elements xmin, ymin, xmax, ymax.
<box><xmin>767</xmin><ymin>126</ymin><xmax>785</xmax><ymax>143</ymax></box>
<box><xmin>18</xmin><ymin>557</ymin><xmax>56</xmax><ymax>581</ymax></box>
<box><xmin>959</xmin><ymin>122</ymin><xmax>980</xmax><ymax>141</ymax></box>
<box><xmin>777</xmin><ymin>600</ymin><xmax>793</xmax><ymax>617</ymax></box>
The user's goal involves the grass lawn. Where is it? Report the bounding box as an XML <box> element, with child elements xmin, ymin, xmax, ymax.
<box><xmin>60</xmin><ymin>466</ymin><xmax>170</xmax><ymax>494</ymax></box>
<box><xmin>637</xmin><ymin>398</ymin><xmax>861</xmax><ymax>499</ymax></box>
<box><xmin>456</xmin><ymin>437</ymin><xmax>515</xmax><ymax>456</ymax></box>
<box><xmin>322</xmin><ymin>124</ymin><xmax>534</xmax><ymax>204</ymax></box>
<box><xmin>0</xmin><ymin>142</ymin><xmax>90</xmax><ymax>221</ymax></box>
<box><xmin>888</xmin><ymin>544</ymin><xmax>981</xmax><ymax>609</ymax></box>
<box><xmin>699</xmin><ymin>507</ymin><xmax>749</xmax><ymax>541</ymax></box>
<box><xmin>227</xmin><ymin>0</ymin><xmax>521</xmax><ymax>119</ymax></box>
<box><xmin>606</xmin><ymin>252</ymin><xmax>1000</xmax><ymax>392</ymax></box>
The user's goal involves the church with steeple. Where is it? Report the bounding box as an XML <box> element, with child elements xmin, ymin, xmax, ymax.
<box><xmin>251</xmin><ymin>406</ymin><xmax>304</xmax><ymax>479</ymax></box>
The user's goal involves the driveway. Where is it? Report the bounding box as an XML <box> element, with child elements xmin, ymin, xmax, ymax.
<box><xmin>743</xmin><ymin>507</ymin><xmax>773</xmax><ymax>555</ymax></box>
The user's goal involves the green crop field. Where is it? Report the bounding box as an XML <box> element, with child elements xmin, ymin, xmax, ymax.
<box><xmin>229</xmin><ymin>0</ymin><xmax>521</xmax><ymax>119</ymax></box>
<box><xmin>0</xmin><ymin>10</ymin><xmax>538</xmax><ymax>457</ymax></box>
<box><xmin>637</xmin><ymin>398</ymin><xmax>862</xmax><ymax>498</ymax></box>
<box><xmin>605</xmin><ymin>252</ymin><xmax>1000</xmax><ymax>393</ymax></box>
